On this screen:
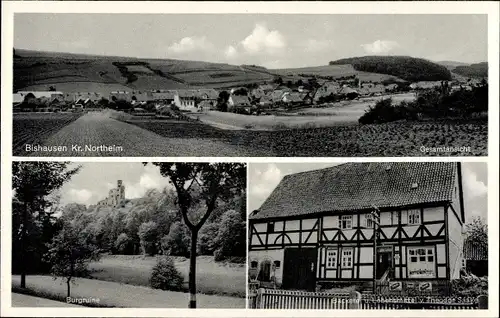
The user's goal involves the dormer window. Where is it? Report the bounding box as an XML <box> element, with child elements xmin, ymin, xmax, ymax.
<box><xmin>411</xmin><ymin>182</ymin><xmax>418</xmax><ymax>189</ymax></box>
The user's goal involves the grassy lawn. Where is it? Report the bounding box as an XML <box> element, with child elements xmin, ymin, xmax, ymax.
<box><xmin>88</xmin><ymin>255</ymin><xmax>246</xmax><ymax>298</ymax></box>
<box><xmin>12</xmin><ymin>275</ymin><xmax>245</xmax><ymax>308</ymax></box>
<box><xmin>12</xmin><ymin>293</ymin><xmax>82</xmax><ymax>307</ymax></box>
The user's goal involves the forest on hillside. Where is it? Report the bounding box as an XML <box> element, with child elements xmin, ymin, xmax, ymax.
<box><xmin>329</xmin><ymin>56</ymin><xmax>452</xmax><ymax>82</ymax></box>
<box><xmin>453</xmin><ymin>62</ymin><xmax>488</xmax><ymax>78</ymax></box>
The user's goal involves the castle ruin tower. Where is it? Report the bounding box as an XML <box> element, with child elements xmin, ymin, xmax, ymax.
<box><xmin>117</xmin><ymin>180</ymin><xmax>125</xmax><ymax>202</ymax></box>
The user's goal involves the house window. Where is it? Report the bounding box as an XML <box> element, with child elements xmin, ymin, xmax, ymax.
<box><xmin>339</xmin><ymin>215</ymin><xmax>353</xmax><ymax>229</ymax></box>
<box><xmin>408</xmin><ymin>247</ymin><xmax>435</xmax><ymax>278</ymax></box>
<box><xmin>341</xmin><ymin>248</ymin><xmax>353</xmax><ymax>268</ymax></box>
<box><xmin>267</xmin><ymin>222</ymin><xmax>275</xmax><ymax>233</ymax></box>
<box><xmin>326</xmin><ymin>249</ymin><xmax>338</xmax><ymax>269</ymax></box>
<box><xmin>273</xmin><ymin>260</ymin><xmax>281</xmax><ymax>269</ymax></box>
<box><xmin>408</xmin><ymin>209</ymin><xmax>421</xmax><ymax>225</ymax></box>
<box><xmin>251</xmin><ymin>261</ymin><xmax>258</xmax><ymax>269</ymax></box>
<box><xmin>364</xmin><ymin>214</ymin><xmax>374</xmax><ymax>228</ymax></box>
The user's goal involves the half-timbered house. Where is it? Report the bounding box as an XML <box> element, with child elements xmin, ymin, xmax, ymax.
<box><xmin>248</xmin><ymin>162</ymin><xmax>465</xmax><ymax>292</ymax></box>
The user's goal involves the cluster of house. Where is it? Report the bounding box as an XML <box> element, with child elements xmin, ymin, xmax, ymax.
<box><xmin>248</xmin><ymin>162</ymin><xmax>486</xmax><ymax>293</ymax></box>
<box><xmin>13</xmin><ymin>77</ymin><xmax>484</xmax><ymax>113</ymax></box>
<box><xmin>12</xmin><ymin>89</ymin><xmax>220</xmax><ymax>112</ymax></box>
<box><xmin>233</xmin><ymin>81</ymin><xmax>399</xmax><ymax>112</ymax></box>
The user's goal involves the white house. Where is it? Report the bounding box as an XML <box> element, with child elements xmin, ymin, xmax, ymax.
<box><xmin>249</xmin><ymin>162</ymin><xmax>465</xmax><ymax>293</ymax></box>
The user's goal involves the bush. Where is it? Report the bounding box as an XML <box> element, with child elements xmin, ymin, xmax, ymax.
<box><xmin>213</xmin><ymin>210</ymin><xmax>246</xmax><ymax>261</ymax></box>
<box><xmin>359</xmin><ymin>98</ymin><xmax>407</xmax><ymax>124</ymax></box>
<box><xmin>161</xmin><ymin>222</ymin><xmax>191</xmax><ymax>257</ymax></box>
<box><xmin>198</xmin><ymin>222</ymin><xmax>219</xmax><ymax>255</ymax></box>
<box><xmin>114</xmin><ymin>233</ymin><xmax>133</xmax><ymax>254</ymax></box>
<box><xmin>451</xmin><ymin>274</ymin><xmax>488</xmax><ymax>298</ymax></box>
<box><xmin>150</xmin><ymin>256</ymin><xmax>184</xmax><ymax>291</ymax></box>
<box><xmin>138</xmin><ymin>221</ymin><xmax>159</xmax><ymax>256</ymax></box>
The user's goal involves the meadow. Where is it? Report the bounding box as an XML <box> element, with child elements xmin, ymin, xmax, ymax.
<box><xmin>88</xmin><ymin>255</ymin><xmax>246</xmax><ymax>297</ymax></box>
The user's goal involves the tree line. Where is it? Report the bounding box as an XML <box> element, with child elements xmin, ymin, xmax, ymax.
<box><xmin>359</xmin><ymin>82</ymin><xmax>488</xmax><ymax>124</ymax></box>
<box><xmin>330</xmin><ymin>56</ymin><xmax>453</xmax><ymax>82</ymax></box>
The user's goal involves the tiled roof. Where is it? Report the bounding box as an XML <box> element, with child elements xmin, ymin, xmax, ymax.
<box><xmin>250</xmin><ymin>162</ymin><xmax>457</xmax><ymax>220</ymax></box>
<box><xmin>230</xmin><ymin>95</ymin><xmax>251</xmax><ymax>106</ymax></box>
<box><xmin>283</xmin><ymin>92</ymin><xmax>303</xmax><ymax>103</ymax></box>
<box><xmin>152</xmin><ymin>91</ymin><xmax>176</xmax><ymax>100</ymax></box>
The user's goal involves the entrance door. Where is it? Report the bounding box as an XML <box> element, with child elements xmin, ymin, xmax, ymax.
<box><xmin>282</xmin><ymin>248</ymin><xmax>317</xmax><ymax>291</ymax></box>
<box><xmin>376</xmin><ymin>250</ymin><xmax>393</xmax><ymax>279</ymax></box>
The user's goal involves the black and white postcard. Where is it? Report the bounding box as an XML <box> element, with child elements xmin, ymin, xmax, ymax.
<box><xmin>11</xmin><ymin>13</ymin><xmax>489</xmax><ymax>157</ymax></box>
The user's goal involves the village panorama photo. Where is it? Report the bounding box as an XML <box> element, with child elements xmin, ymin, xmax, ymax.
<box><xmin>247</xmin><ymin>162</ymin><xmax>488</xmax><ymax>309</ymax></box>
<box><xmin>12</xmin><ymin>13</ymin><xmax>488</xmax><ymax>157</ymax></box>
<box><xmin>11</xmin><ymin>162</ymin><xmax>247</xmax><ymax>308</ymax></box>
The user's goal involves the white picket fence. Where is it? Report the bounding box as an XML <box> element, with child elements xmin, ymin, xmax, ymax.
<box><xmin>249</xmin><ymin>288</ymin><xmax>482</xmax><ymax>310</ymax></box>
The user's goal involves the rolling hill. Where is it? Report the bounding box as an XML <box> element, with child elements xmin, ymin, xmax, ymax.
<box><xmin>329</xmin><ymin>56</ymin><xmax>452</xmax><ymax>82</ymax></box>
<box><xmin>13</xmin><ymin>49</ymin><xmax>274</xmax><ymax>93</ymax></box>
<box><xmin>452</xmin><ymin>62</ymin><xmax>488</xmax><ymax>78</ymax></box>
<box><xmin>15</xmin><ymin>49</ymin><xmax>470</xmax><ymax>93</ymax></box>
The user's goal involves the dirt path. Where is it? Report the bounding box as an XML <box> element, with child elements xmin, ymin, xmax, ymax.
<box><xmin>12</xmin><ymin>293</ymin><xmax>81</xmax><ymax>307</ymax></box>
<box><xmin>12</xmin><ymin>275</ymin><xmax>245</xmax><ymax>308</ymax></box>
<box><xmin>27</xmin><ymin>111</ymin><xmax>253</xmax><ymax>157</ymax></box>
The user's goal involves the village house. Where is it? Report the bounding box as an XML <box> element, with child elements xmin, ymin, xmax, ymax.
<box><xmin>339</xmin><ymin>86</ymin><xmax>360</xmax><ymax>99</ymax></box>
<box><xmin>152</xmin><ymin>91</ymin><xmax>176</xmax><ymax>105</ymax></box>
<box><xmin>300</xmin><ymin>92</ymin><xmax>313</xmax><ymax>105</ymax></box>
<box><xmin>313</xmin><ymin>81</ymin><xmax>341</xmax><ymax>103</ymax></box>
<box><xmin>195</xmin><ymin>88</ymin><xmax>219</xmax><ymax>102</ymax></box>
<box><xmin>252</xmin><ymin>84</ymin><xmax>277</xmax><ymax>99</ymax></box>
<box><xmin>110</xmin><ymin>91</ymin><xmax>132</xmax><ymax>102</ymax></box>
<box><xmin>385</xmin><ymin>83</ymin><xmax>399</xmax><ymax>92</ymax></box>
<box><xmin>173</xmin><ymin>90</ymin><xmax>197</xmax><ymax>111</ymax></box>
<box><xmin>131</xmin><ymin>91</ymin><xmax>151</xmax><ymax>102</ymax></box>
<box><xmin>359</xmin><ymin>83</ymin><xmax>385</xmax><ymax>96</ymax></box>
<box><xmin>409</xmin><ymin>81</ymin><xmax>443</xmax><ymax>90</ymax></box>
<box><xmin>228</xmin><ymin>95</ymin><xmax>252</xmax><ymax>112</ymax></box>
<box><xmin>258</xmin><ymin>95</ymin><xmax>273</xmax><ymax>109</ymax></box>
<box><xmin>281</xmin><ymin>92</ymin><xmax>304</xmax><ymax>107</ymax></box>
<box><xmin>96</xmin><ymin>180</ymin><xmax>126</xmax><ymax>208</ymax></box>
<box><xmin>197</xmin><ymin>100</ymin><xmax>215</xmax><ymax>111</ymax></box>
<box><xmin>249</xmin><ymin>162</ymin><xmax>465</xmax><ymax>293</ymax></box>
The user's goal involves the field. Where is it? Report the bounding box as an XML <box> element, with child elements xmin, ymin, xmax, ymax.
<box><xmin>12</xmin><ymin>275</ymin><xmax>244</xmax><ymax>308</ymax></box>
<box><xmin>192</xmin><ymin>94</ymin><xmax>417</xmax><ymax>130</ymax></box>
<box><xmin>88</xmin><ymin>255</ymin><xmax>246</xmax><ymax>298</ymax></box>
<box><xmin>268</xmin><ymin>64</ymin><xmax>405</xmax><ymax>82</ymax></box>
<box><xmin>14</xmin><ymin>49</ymin><xmax>272</xmax><ymax>91</ymax></box>
<box><xmin>125</xmin><ymin>117</ymin><xmax>488</xmax><ymax>156</ymax></box>
<box><xmin>15</xmin><ymin>49</ymin><xmax>409</xmax><ymax>92</ymax></box>
<box><xmin>12</xmin><ymin>112</ymin><xmax>83</xmax><ymax>154</ymax></box>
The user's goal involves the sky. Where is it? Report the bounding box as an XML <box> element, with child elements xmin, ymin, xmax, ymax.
<box><xmin>14</xmin><ymin>14</ymin><xmax>487</xmax><ymax>68</ymax></box>
<box><xmin>248</xmin><ymin>162</ymin><xmax>488</xmax><ymax>223</ymax></box>
<box><xmin>56</xmin><ymin>162</ymin><xmax>172</xmax><ymax>206</ymax></box>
